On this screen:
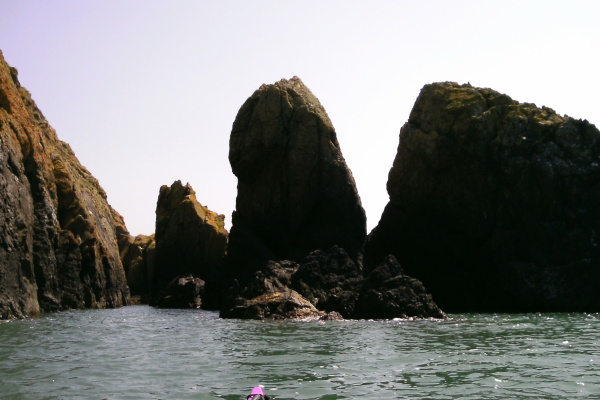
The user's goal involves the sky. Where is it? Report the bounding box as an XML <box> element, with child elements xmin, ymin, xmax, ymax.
<box><xmin>1</xmin><ymin>1</ymin><xmax>599</xmax><ymax>236</ymax></box>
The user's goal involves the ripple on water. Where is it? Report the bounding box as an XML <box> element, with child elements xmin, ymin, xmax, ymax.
<box><xmin>1</xmin><ymin>308</ymin><xmax>600</xmax><ymax>399</ymax></box>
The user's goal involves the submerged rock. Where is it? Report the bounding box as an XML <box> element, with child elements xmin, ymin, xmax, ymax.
<box><xmin>366</xmin><ymin>82</ymin><xmax>600</xmax><ymax>312</ymax></box>
<box><xmin>151</xmin><ymin>181</ymin><xmax>228</xmax><ymax>309</ymax></box>
<box><xmin>226</xmin><ymin>76</ymin><xmax>367</xmax><ymax>284</ymax></box>
<box><xmin>0</xmin><ymin>51</ymin><xmax>130</xmax><ymax>319</ymax></box>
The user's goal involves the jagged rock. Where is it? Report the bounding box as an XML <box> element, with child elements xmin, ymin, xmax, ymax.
<box><xmin>221</xmin><ymin>288</ymin><xmax>333</xmax><ymax>320</ymax></box>
<box><xmin>366</xmin><ymin>82</ymin><xmax>600</xmax><ymax>312</ymax></box>
<box><xmin>291</xmin><ymin>246</ymin><xmax>363</xmax><ymax>318</ymax></box>
<box><xmin>156</xmin><ymin>274</ymin><xmax>204</xmax><ymax>309</ymax></box>
<box><xmin>120</xmin><ymin>234</ymin><xmax>155</xmax><ymax>304</ymax></box>
<box><xmin>0</xmin><ymin>51</ymin><xmax>130</xmax><ymax>319</ymax></box>
<box><xmin>219</xmin><ymin>259</ymin><xmax>299</xmax><ymax>315</ymax></box>
<box><xmin>355</xmin><ymin>255</ymin><xmax>446</xmax><ymax>319</ymax></box>
<box><xmin>222</xmin><ymin>77</ymin><xmax>446</xmax><ymax>319</ymax></box>
<box><xmin>226</xmin><ymin>76</ymin><xmax>367</xmax><ymax>285</ymax></box>
<box><xmin>151</xmin><ymin>181</ymin><xmax>228</xmax><ymax>309</ymax></box>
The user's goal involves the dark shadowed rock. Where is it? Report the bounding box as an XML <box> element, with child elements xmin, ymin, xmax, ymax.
<box><xmin>120</xmin><ymin>234</ymin><xmax>155</xmax><ymax>304</ymax></box>
<box><xmin>156</xmin><ymin>274</ymin><xmax>204</xmax><ymax>309</ymax></box>
<box><xmin>219</xmin><ymin>259</ymin><xmax>299</xmax><ymax>316</ymax></box>
<box><xmin>355</xmin><ymin>255</ymin><xmax>446</xmax><ymax>319</ymax></box>
<box><xmin>151</xmin><ymin>181</ymin><xmax>228</xmax><ymax>309</ymax></box>
<box><xmin>222</xmin><ymin>77</ymin><xmax>445</xmax><ymax>320</ymax></box>
<box><xmin>366</xmin><ymin>82</ymin><xmax>600</xmax><ymax>312</ymax></box>
<box><xmin>0</xmin><ymin>51</ymin><xmax>129</xmax><ymax>319</ymax></box>
<box><xmin>226</xmin><ymin>77</ymin><xmax>367</xmax><ymax>284</ymax></box>
<box><xmin>291</xmin><ymin>246</ymin><xmax>363</xmax><ymax>318</ymax></box>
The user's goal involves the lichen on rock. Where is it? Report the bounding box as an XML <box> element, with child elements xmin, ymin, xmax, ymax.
<box><xmin>150</xmin><ymin>180</ymin><xmax>228</xmax><ymax>309</ymax></box>
<box><xmin>0</xmin><ymin>50</ymin><xmax>130</xmax><ymax>319</ymax></box>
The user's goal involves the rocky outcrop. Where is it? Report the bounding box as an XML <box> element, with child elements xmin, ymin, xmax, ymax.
<box><xmin>156</xmin><ymin>274</ymin><xmax>204</xmax><ymax>309</ymax></box>
<box><xmin>355</xmin><ymin>255</ymin><xmax>446</xmax><ymax>319</ymax></box>
<box><xmin>222</xmin><ymin>77</ymin><xmax>444</xmax><ymax>320</ymax></box>
<box><xmin>221</xmin><ymin>288</ymin><xmax>343</xmax><ymax>320</ymax></box>
<box><xmin>120</xmin><ymin>234</ymin><xmax>155</xmax><ymax>304</ymax></box>
<box><xmin>0</xmin><ymin>51</ymin><xmax>130</xmax><ymax>319</ymax></box>
<box><xmin>226</xmin><ymin>76</ymin><xmax>367</xmax><ymax>284</ymax></box>
<box><xmin>151</xmin><ymin>181</ymin><xmax>228</xmax><ymax>309</ymax></box>
<box><xmin>366</xmin><ymin>82</ymin><xmax>600</xmax><ymax>312</ymax></box>
<box><xmin>291</xmin><ymin>246</ymin><xmax>363</xmax><ymax>317</ymax></box>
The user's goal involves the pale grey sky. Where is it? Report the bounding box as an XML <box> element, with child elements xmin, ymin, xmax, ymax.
<box><xmin>1</xmin><ymin>1</ymin><xmax>599</xmax><ymax>235</ymax></box>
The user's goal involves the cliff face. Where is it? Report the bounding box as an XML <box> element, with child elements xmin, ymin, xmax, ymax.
<box><xmin>0</xmin><ymin>51</ymin><xmax>130</xmax><ymax>319</ymax></box>
<box><xmin>151</xmin><ymin>181</ymin><xmax>228</xmax><ymax>309</ymax></box>
<box><xmin>227</xmin><ymin>77</ymin><xmax>367</xmax><ymax>282</ymax></box>
<box><xmin>366</xmin><ymin>82</ymin><xmax>600</xmax><ymax>312</ymax></box>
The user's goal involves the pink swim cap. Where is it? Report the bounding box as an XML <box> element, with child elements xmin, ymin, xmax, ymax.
<box><xmin>250</xmin><ymin>386</ymin><xmax>264</xmax><ymax>396</ymax></box>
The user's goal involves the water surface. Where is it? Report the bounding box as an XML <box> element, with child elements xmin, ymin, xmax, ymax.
<box><xmin>1</xmin><ymin>306</ymin><xmax>599</xmax><ymax>399</ymax></box>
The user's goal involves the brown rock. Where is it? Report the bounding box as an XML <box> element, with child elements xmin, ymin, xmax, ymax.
<box><xmin>151</xmin><ymin>181</ymin><xmax>228</xmax><ymax>309</ymax></box>
<box><xmin>0</xmin><ymin>51</ymin><xmax>130</xmax><ymax>318</ymax></box>
<box><xmin>120</xmin><ymin>234</ymin><xmax>155</xmax><ymax>304</ymax></box>
<box><xmin>221</xmin><ymin>288</ymin><xmax>330</xmax><ymax>320</ymax></box>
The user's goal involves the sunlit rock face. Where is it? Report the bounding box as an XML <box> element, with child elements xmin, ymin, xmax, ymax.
<box><xmin>366</xmin><ymin>82</ymin><xmax>600</xmax><ymax>312</ymax></box>
<box><xmin>150</xmin><ymin>181</ymin><xmax>228</xmax><ymax>310</ymax></box>
<box><xmin>0</xmin><ymin>51</ymin><xmax>130</xmax><ymax>319</ymax></box>
<box><xmin>226</xmin><ymin>76</ymin><xmax>367</xmax><ymax>281</ymax></box>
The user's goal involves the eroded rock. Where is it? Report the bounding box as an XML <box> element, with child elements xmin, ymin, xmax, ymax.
<box><xmin>355</xmin><ymin>255</ymin><xmax>446</xmax><ymax>319</ymax></box>
<box><xmin>151</xmin><ymin>181</ymin><xmax>228</xmax><ymax>309</ymax></box>
<box><xmin>120</xmin><ymin>234</ymin><xmax>155</xmax><ymax>304</ymax></box>
<box><xmin>366</xmin><ymin>82</ymin><xmax>600</xmax><ymax>312</ymax></box>
<box><xmin>0</xmin><ymin>51</ymin><xmax>130</xmax><ymax>318</ymax></box>
<box><xmin>221</xmin><ymin>288</ymin><xmax>334</xmax><ymax>320</ymax></box>
<box><xmin>156</xmin><ymin>274</ymin><xmax>204</xmax><ymax>309</ymax></box>
<box><xmin>226</xmin><ymin>77</ymin><xmax>367</xmax><ymax>285</ymax></box>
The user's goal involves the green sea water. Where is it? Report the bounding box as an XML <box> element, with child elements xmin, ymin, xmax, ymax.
<box><xmin>1</xmin><ymin>306</ymin><xmax>599</xmax><ymax>399</ymax></box>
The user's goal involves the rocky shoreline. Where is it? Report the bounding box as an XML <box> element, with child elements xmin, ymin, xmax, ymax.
<box><xmin>2</xmin><ymin>50</ymin><xmax>599</xmax><ymax>320</ymax></box>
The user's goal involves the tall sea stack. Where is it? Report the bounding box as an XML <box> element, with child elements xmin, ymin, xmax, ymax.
<box><xmin>226</xmin><ymin>76</ymin><xmax>367</xmax><ymax>282</ymax></box>
<box><xmin>0</xmin><ymin>51</ymin><xmax>130</xmax><ymax>319</ymax></box>
<box><xmin>366</xmin><ymin>82</ymin><xmax>600</xmax><ymax>312</ymax></box>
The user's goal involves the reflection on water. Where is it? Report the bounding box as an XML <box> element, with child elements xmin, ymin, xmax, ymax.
<box><xmin>1</xmin><ymin>306</ymin><xmax>599</xmax><ymax>399</ymax></box>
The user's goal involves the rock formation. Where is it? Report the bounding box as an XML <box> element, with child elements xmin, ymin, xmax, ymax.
<box><xmin>366</xmin><ymin>82</ymin><xmax>600</xmax><ymax>312</ymax></box>
<box><xmin>156</xmin><ymin>274</ymin><xmax>204</xmax><ymax>309</ymax></box>
<box><xmin>291</xmin><ymin>246</ymin><xmax>363</xmax><ymax>317</ymax></box>
<box><xmin>355</xmin><ymin>255</ymin><xmax>446</xmax><ymax>319</ymax></box>
<box><xmin>222</xmin><ymin>77</ymin><xmax>445</xmax><ymax>320</ymax></box>
<box><xmin>0</xmin><ymin>51</ymin><xmax>130</xmax><ymax>319</ymax></box>
<box><xmin>221</xmin><ymin>288</ymin><xmax>343</xmax><ymax>320</ymax></box>
<box><xmin>226</xmin><ymin>76</ymin><xmax>367</xmax><ymax>282</ymax></box>
<box><xmin>120</xmin><ymin>233</ymin><xmax>155</xmax><ymax>304</ymax></box>
<box><xmin>151</xmin><ymin>181</ymin><xmax>228</xmax><ymax>309</ymax></box>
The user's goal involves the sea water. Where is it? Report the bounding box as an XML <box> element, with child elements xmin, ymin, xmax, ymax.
<box><xmin>1</xmin><ymin>306</ymin><xmax>599</xmax><ymax>399</ymax></box>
